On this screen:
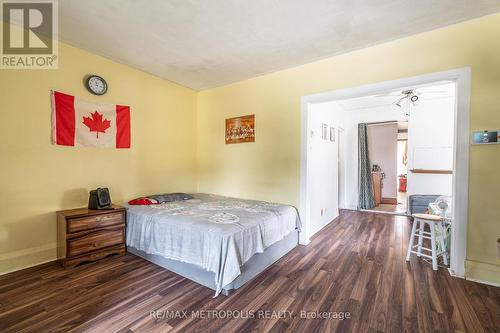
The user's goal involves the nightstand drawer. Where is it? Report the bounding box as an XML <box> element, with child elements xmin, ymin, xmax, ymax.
<box><xmin>68</xmin><ymin>228</ymin><xmax>124</xmax><ymax>257</ymax></box>
<box><xmin>57</xmin><ymin>205</ymin><xmax>126</xmax><ymax>267</ymax></box>
<box><xmin>68</xmin><ymin>211</ymin><xmax>123</xmax><ymax>233</ymax></box>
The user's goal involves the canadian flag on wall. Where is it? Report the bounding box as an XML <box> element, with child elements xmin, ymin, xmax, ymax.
<box><xmin>51</xmin><ymin>91</ymin><xmax>131</xmax><ymax>148</ymax></box>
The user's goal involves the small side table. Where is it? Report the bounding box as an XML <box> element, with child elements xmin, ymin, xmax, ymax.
<box><xmin>57</xmin><ymin>205</ymin><xmax>126</xmax><ymax>267</ymax></box>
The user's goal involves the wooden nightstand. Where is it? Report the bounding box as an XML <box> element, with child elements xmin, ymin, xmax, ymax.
<box><xmin>57</xmin><ymin>205</ymin><xmax>126</xmax><ymax>267</ymax></box>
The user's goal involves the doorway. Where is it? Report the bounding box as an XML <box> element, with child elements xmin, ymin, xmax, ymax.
<box><xmin>357</xmin><ymin>120</ymin><xmax>409</xmax><ymax>215</ymax></box>
<box><xmin>300</xmin><ymin>68</ymin><xmax>470</xmax><ymax>277</ymax></box>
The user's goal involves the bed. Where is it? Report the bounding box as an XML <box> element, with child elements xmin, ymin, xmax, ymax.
<box><xmin>125</xmin><ymin>193</ymin><xmax>301</xmax><ymax>296</ymax></box>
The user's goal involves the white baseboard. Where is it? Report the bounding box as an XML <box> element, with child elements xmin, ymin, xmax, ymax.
<box><xmin>465</xmin><ymin>277</ymin><xmax>500</xmax><ymax>288</ymax></box>
<box><xmin>458</xmin><ymin>259</ymin><xmax>500</xmax><ymax>287</ymax></box>
<box><xmin>0</xmin><ymin>258</ymin><xmax>56</xmax><ymax>276</ymax></box>
<box><xmin>299</xmin><ymin>238</ymin><xmax>311</xmax><ymax>246</ymax></box>
<box><xmin>0</xmin><ymin>242</ymin><xmax>57</xmax><ymax>276</ymax></box>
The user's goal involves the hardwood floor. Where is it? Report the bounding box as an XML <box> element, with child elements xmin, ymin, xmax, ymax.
<box><xmin>1</xmin><ymin>210</ymin><xmax>499</xmax><ymax>333</ymax></box>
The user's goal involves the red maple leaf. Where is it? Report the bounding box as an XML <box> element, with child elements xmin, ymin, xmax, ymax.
<box><xmin>82</xmin><ymin>111</ymin><xmax>111</xmax><ymax>138</ymax></box>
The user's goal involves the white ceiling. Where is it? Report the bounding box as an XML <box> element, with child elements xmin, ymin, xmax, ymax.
<box><xmin>336</xmin><ymin>82</ymin><xmax>455</xmax><ymax>111</ymax></box>
<box><xmin>58</xmin><ymin>1</ymin><xmax>500</xmax><ymax>90</ymax></box>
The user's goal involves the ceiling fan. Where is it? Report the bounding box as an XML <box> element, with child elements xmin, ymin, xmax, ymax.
<box><xmin>376</xmin><ymin>88</ymin><xmax>448</xmax><ymax>107</ymax></box>
<box><xmin>394</xmin><ymin>89</ymin><xmax>419</xmax><ymax>107</ymax></box>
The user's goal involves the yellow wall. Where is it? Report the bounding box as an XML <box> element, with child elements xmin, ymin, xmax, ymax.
<box><xmin>0</xmin><ymin>39</ymin><xmax>197</xmax><ymax>273</ymax></box>
<box><xmin>197</xmin><ymin>14</ymin><xmax>500</xmax><ymax>283</ymax></box>
<box><xmin>2</xmin><ymin>15</ymin><xmax>500</xmax><ymax>284</ymax></box>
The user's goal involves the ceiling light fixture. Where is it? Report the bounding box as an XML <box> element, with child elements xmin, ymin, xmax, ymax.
<box><xmin>393</xmin><ymin>89</ymin><xmax>419</xmax><ymax>117</ymax></box>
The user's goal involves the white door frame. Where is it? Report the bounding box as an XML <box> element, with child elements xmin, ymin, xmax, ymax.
<box><xmin>299</xmin><ymin>68</ymin><xmax>471</xmax><ymax>277</ymax></box>
<box><xmin>337</xmin><ymin>126</ymin><xmax>346</xmax><ymax>209</ymax></box>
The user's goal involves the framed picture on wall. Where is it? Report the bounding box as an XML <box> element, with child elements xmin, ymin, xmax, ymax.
<box><xmin>330</xmin><ymin>127</ymin><xmax>335</xmax><ymax>142</ymax></box>
<box><xmin>225</xmin><ymin>114</ymin><xmax>255</xmax><ymax>144</ymax></box>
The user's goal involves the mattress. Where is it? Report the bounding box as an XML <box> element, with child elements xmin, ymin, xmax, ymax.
<box><xmin>125</xmin><ymin>193</ymin><xmax>301</xmax><ymax>296</ymax></box>
<box><xmin>128</xmin><ymin>230</ymin><xmax>299</xmax><ymax>295</ymax></box>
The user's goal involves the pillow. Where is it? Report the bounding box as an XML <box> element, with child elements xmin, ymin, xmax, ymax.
<box><xmin>128</xmin><ymin>197</ymin><xmax>159</xmax><ymax>205</ymax></box>
<box><xmin>149</xmin><ymin>193</ymin><xmax>193</xmax><ymax>203</ymax></box>
<box><xmin>128</xmin><ymin>193</ymin><xmax>193</xmax><ymax>205</ymax></box>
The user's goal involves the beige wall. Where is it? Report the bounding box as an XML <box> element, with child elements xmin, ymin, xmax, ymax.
<box><xmin>0</xmin><ymin>40</ymin><xmax>198</xmax><ymax>273</ymax></box>
<box><xmin>197</xmin><ymin>14</ymin><xmax>500</xmax><ymax>283</ymax></box>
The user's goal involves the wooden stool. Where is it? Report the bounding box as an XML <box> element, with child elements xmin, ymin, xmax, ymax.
<box><xmin>406</xmin><ymin>213</ymin><xmax>449</xmax><ymax>270</ymax></box>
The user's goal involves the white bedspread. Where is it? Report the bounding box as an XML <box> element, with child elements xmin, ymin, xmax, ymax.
<box><xmin>125</xmin><ymin>193</ymin><xmax>301</xmax><ymax>296</ymax></box>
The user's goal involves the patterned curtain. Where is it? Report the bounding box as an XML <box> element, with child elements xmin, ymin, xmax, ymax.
<box><xmin>358</xmin><ymin>123</ymin><xmax>375</xmax><ymax>209</ymax></box>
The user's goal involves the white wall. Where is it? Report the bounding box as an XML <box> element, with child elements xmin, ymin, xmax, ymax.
<box><xmin>406</xmin><ymin>95</ymin><xmax>455</xmax><ymax>196</ymax></box>
<box><xmin>367</xmin><ymin>123</ymin><xmax>398</xmax><ymax>199</ymax></box>
<box><xmin>397</xmin><ymin>140</ymin><xmax>408</xmax><ymax>176</ymax></box>
<box><xmin>307</xmin><ymin>103</ymin><xmax>340</xmax><ymax>236</ymax></box>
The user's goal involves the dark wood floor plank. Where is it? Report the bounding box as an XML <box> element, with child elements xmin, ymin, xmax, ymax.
<box><xmin>1</xmin><ymin>210</ymin><xmax>499</xmax><ymax>333</ymax></box>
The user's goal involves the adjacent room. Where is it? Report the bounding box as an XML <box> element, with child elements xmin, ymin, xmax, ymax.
<box><xmin>305</xmin><ymin>81</ymin><xmax>459</xmax><ymax>269</ymax></box>
<box><xmin>1</xmin><ymin>1</ymin><xmax>500</xmax><ymax>332</ymax></box>
<box><xmin>309</xmin><ymin>82</ymin><xmax>456</xmax><ymax>216</ymax></box>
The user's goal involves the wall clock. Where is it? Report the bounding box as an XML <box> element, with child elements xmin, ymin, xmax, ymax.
<box><xmin>85</xmin><ymin>75</ymin><xmax>108</xmax><ymax>95</ymax></box>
